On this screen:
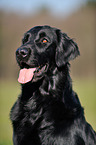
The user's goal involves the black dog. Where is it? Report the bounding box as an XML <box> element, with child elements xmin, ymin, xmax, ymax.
<box><xmin>10</xmin><ymin>25</ymin><xmax>96</xmax><ymax>145</ymax></box>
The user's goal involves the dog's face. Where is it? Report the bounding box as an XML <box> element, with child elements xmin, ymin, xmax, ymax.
<box><xmin>16</xmin><ymin>25</ymin><xmax>80</xmax><ymax>84</ymax></box>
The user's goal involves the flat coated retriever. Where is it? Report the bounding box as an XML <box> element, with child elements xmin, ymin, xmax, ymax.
<box><xmin>10</xmin><ymin>25</ymin><xmax>96</xmax><ymax>145</ymax></box>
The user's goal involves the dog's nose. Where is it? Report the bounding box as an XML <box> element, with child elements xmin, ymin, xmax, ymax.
<box><xmin>16</xmin><ymin>47</ymin><xmax>31</xmax><ymax>59</ymax></box>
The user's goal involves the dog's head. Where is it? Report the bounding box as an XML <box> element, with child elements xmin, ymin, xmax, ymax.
<box><xmin>16</xmin><ymin>25</ymin><xmax>80</xmax><ymax>84</ymax></box>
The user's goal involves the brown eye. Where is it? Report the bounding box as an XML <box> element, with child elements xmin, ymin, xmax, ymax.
<box><xmin>42</xmin><ymin>38</ymin><xmax>48</xmax><ymax>43</ymax></box>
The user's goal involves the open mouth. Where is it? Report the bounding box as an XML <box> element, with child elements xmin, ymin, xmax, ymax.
<box><xmin>18</xmin><ymin>62</ymin><xmax>49</xmax><ymax>84</ymax></box>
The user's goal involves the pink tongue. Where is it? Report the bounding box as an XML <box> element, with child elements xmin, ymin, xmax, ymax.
<box><xmin>18</xmin><ymin>68</ymin><xmax>36</xmax><ymax>84</ymax></box>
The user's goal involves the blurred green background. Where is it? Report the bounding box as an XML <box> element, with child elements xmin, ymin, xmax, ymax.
<box><xmin>0</xmin><ymin>0</ymin><xmax>96</xmax><ymax>144</ymax></box>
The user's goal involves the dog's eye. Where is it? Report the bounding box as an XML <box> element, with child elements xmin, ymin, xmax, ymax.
<box><xmin>42</xmin><ymin>38</ymin><xmax>48</xmax><ymax>43</ymax></box>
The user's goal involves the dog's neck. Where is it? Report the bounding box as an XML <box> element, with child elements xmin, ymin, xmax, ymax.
<box><xmin>39</xmin><ymin>63</ymin><xmax>71</xmax><ymax>96</ymax></box>
<box><xmin>22</xmin><ymin>63</ymin><xmax>70</xmax><ymax>97</ymax></box>
<box><xmin>21</xmin><ymin>63</ymin><xmax>82</xmax><ymax>120</ymax></box>
<box><xmin>21</xmin><ymin>63</ymin><xmax>78</xmax><ymax>105</ymax></box>
<box><xmin>38</xmin><ymin>63</ymin><xmax>81</xmax><ymax>108</ymax></box>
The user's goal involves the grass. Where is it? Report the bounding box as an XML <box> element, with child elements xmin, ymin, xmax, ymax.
<box><xmin>73</xmin><ymin>78</ymin><xmax>96</xmax><ymax>130</ymax></box>
<box><xmin>0</xmin><ymin>78</ymin><xmax>96</xmax><ymax>145</ymax></box>
<box><xmin>0</xmin><ymin>80</ymin><xmax>21</xmax><ymax>145</ymax></box>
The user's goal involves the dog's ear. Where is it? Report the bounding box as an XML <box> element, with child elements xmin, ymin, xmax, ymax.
<box><xmin>55</xmin><ymin>29</ymin><xmax>80</xmax><ymax>67</ymax></box>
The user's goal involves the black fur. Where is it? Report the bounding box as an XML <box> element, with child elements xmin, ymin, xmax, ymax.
<box><xmin>10</xmin><ymin>25</ymin><xmax>96</xmax><ymax>145</ymax></box>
